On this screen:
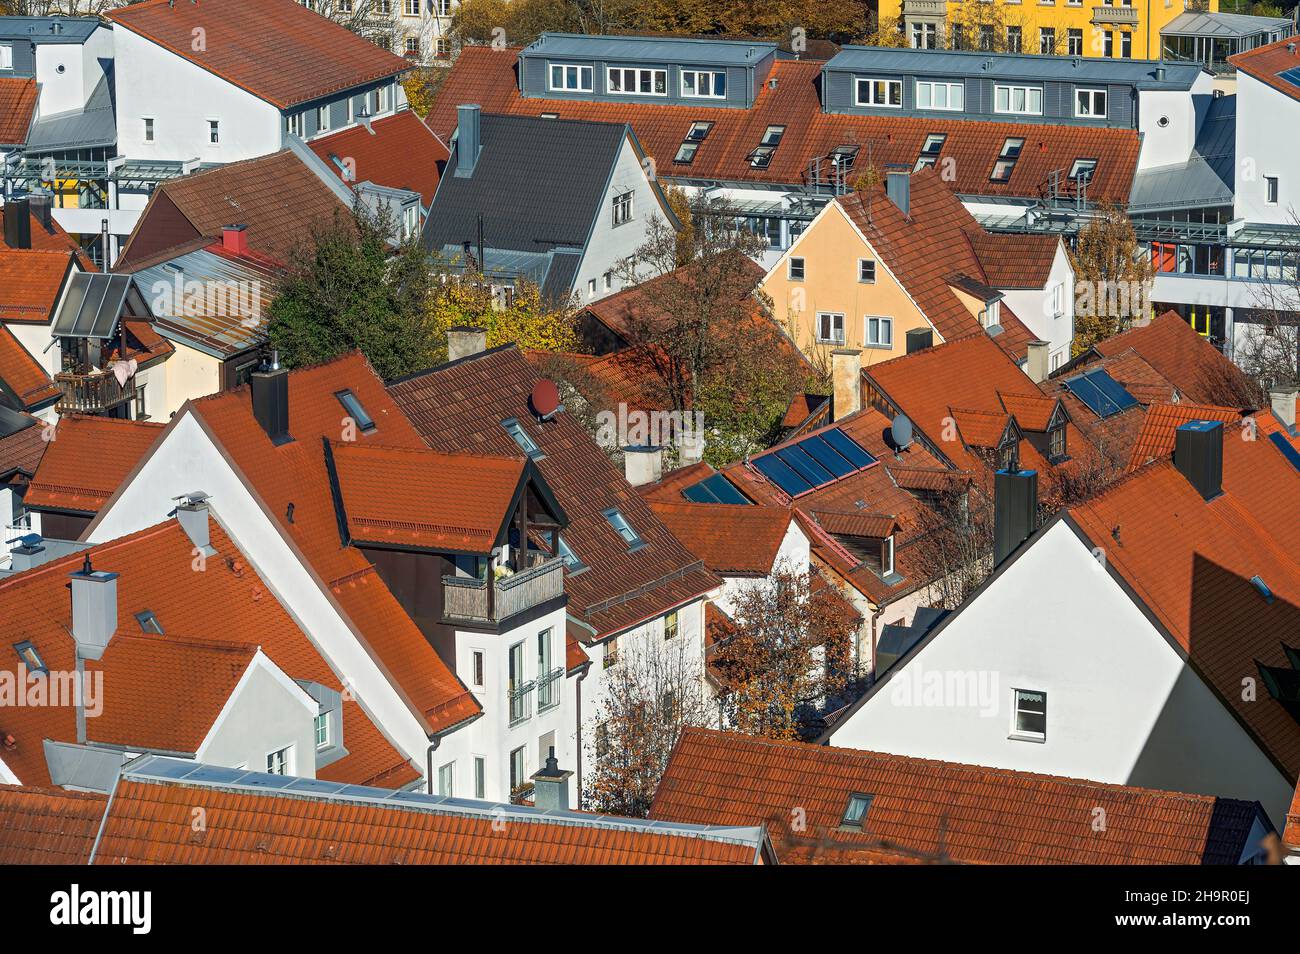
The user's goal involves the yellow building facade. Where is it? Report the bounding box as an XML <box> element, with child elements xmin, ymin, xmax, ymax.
<box><xmin>878</xmin><ymin>0</ymin><xmax>1219</xmax><ymax>61</ymax></box>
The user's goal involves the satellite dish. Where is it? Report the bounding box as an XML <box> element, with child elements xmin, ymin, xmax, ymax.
<box><xmin>529</xmin><ymin>379</ymin><xmax>561</xmax><ymax>420</ymax></box>
<box><xmin>890</xmin><ymin>413</ymin><xmax>913</xmax><ymax>449</ymax></box>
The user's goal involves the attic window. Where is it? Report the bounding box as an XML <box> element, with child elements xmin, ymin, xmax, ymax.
<box><xmin>502</xmin><ymin>418</ymin><xmax>544</xmax><ymax>460</ymax></box>
<box><xmin>839</xmin><ymin>793</ymin><xmax>874</xmax><ymax>829</ymax></box>
<box><xmin>1250</xmin><ymin>575</ymin><xmax>1274</xmax><ymax>604</ymax></box>
<box><xmin>1069</xmin><ymin>158</ymin><xmax>1098</xmax><ymax>183</ymax></box>
<box><xmin>555</xmin><ymin>534</ymin><xmax>586</xmax><ymax>573</ymax></box>
<box><xmin>831</xmin><ymin>144</ymin><xmax>860</xmax><ymax>170</ymax></box>
<box><xmin>134</xmin><ymin>610</ymin><xmax>164</xmax><ymax>635</ymax></box>
<box><xmin>990</xmin><ymin>138</ymin><xmax>1025</xmax><ymax>183</ymax></box>
<box><xmin>603</xmin><ymin>508</ymin><xmax>645</xmax><ymax>551</ymax></box>
<box><xmin>335</xmin><ymin>390</ymin><xmax>375</xmax><ymax>432</ymax></box>
<box><xmin>14</xmin><ymin>641</ymin><xmax>46</xmax><ymax>674</ymax></box>
<box><xmin>748</xmin><ymin>125</ymin><xmax>786</xmax><ymax>168</ymax></box>
<box><xmin>1048</xmin><ymin>423</ymin><xmax>1067</xmax><ymax>462</ymax></box>
<box><xmin>914</xmin><ymin>133</ymin><xmax>947</xmax><ymax>171</ymax></box>
<box><xmin>674</xmin><ymin>142</ymin><xmax>700</xmax><ymax>164</ymax></box>
<box><xmin>686</xmin><ymin>121</ymin><xmax>713</xmax><ymax>142</ymax></box>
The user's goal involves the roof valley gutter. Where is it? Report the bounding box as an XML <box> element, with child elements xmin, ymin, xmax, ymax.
<box><xmin>86</xmin><ymin>765</ymin><xmax>125</xmax><ymax>865</ymax></box>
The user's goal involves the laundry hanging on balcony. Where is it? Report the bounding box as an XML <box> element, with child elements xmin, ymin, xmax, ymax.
<box><xmin>111</xmin><ymin>358</ymin><xmax>138</xmax><ymax>387</ymax></box>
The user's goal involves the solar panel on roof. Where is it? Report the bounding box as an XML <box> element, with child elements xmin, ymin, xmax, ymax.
<box><xmin>1269</xmin><ymin>431</ymin><xmax>1300</xmax><ymax>472</ymax></box>
<box><xmin>752</xmin><ymin>453</ymin><xmax>814</xmax><ymax>496</ymax></box>
<box><xmin>752</xmin><ymin>427</ymin><xmax>876</xmax><ymax>497</ymax></box>
<box><xmin>1084</xmin><ymin>369</ymin><xmax>1138</xmax><ymax>413</ymax></box>
<box><xmin>51</xmin><ymin>272</ymin><xmax>130</xmax><ymax>340</ymax></box>
<box><xmin>1280</xmin><ymin>66</ymin><xmax>1300</xmax><ymax>89</ymax></box>
<box><xmin>798</xmin><ymin>433</ymin><xmax>857</xmax><ymax>477</ymax></box>
<box><xmin>682</xmin><ymin>472</ymin><xmax>751</xmax><ymax>505</ymax></box>
<box><xmin>1064</xmin><ymin>369</ymin><xmax>1137</xmax><ymax>418</ymax></box>
<box><xmin>820</xmin><ymin>428</ymin><xmax>877</xmax><ymax>469</ymax></box>
<box><xmin>774</xmin><ymin>445</ymin><xmax>835</xmax><ymax>485</ymax></box>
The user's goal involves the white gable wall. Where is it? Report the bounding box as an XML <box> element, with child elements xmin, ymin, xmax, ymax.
<box><xmin>826</xmin><ymin>519</ymin><xmax>1295</xmax><ymax>824</ymax></box>
<box><xmin>196</xmin><ymin>651</ymin><xmax>319</xmax><ymax>776</ymax></box>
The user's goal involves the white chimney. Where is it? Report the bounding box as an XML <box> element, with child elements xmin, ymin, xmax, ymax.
<box><xmin>69</xmin><ymin>558</ymin><xmax>118</xmax><ymax>661</ymax></box>
<box><xmin>530</xmin><ymin>747</ymin><xmax>573</xmax><ymax>811</ymax></box>
<box><xmin>447</xmin><ymin>326</ymin><xmax>487</xmax><ymax>362</ymax></box>
<box><xmin>176</xmin><ymin>492</ymin><xmax>217</xmax><ymax>557</ymax></box>
<box><xmin>623</xmin><ymin>445</ymin><xmax>663</xmax><ymax>487</ymax></box>
<box><xmin>1026</xmin><ymin>340</ymin><xmax>1050</xmax><ymax>384</ymax></box>
<box><xmin>832</xmin><ymin>348</ymin><xmax>862</xmax><ymax>422</ymax></box>
<box><xmin>1270</xmin><ymin>386</ymin><xmax>1297</xmax><ymax>430</ymax></box>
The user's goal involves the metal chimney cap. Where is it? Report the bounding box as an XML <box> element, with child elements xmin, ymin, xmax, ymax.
<box><xmin>531</xmin><ymin>746</ymin><xmax>573</xmax><ymax>782</ymax></box>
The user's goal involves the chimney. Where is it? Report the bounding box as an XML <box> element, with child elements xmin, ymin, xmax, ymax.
<box><xmin>1174</xmin><ymin>420</ymin><xmax>1223</xmax><ymax>501</ymax></box>
<box><xmin>455</xmin><ymin>104</ymin><xmax>482</xmax><ymax>178</ymax></box>
<box><xmin>622</xmin><ymin>445</ymin><xmax>662</xmax><ymax>487</ymax></box>
<box><xmin>447</xmin><ymin>326</ymin><xmax>486</xmax><ymax>361</ymax></box>
<box><xmin>69</xmin><ymin>557</ymin><xmax>118</xmax><ymax>662</ymax></box>
<box><xmin>9</xmin><ymin>540</ymin><xmax>46</xmax><ymax>572</ymax></box>
<box><xmin>885</xmin><ymin>171</ymin><xmax>910</xmax><ymax>217</ymax></box>
<box><xmin>250</xmin><ymin>351</ymin><xmax>292</xmax><ymax>446</ymax></box>
<box><xmin>831</xmin><ymin>348</ymin><xmax>862</xmax><ymax>422</ymax></box>
<box><xmin>222</xmin><ymin>223</ymin><xmax>249</xmax><ymax>256</ymax></box>
<box><xmin>4</xmin><ymin>198</ymin><xmax>31</xmax><ymax>249</ymax></box>
<box><xmin>905</xmin><ymin>327</ymin><xmax>933</xmax><ymax>354</ymax></box>
<box><xmin>176</xmin><ymin>492</ymin><xmax>217</xmax><ymax>557</ymax></box>
<box><xmin>27</xmin><ymin>192</ymin><xmax>52</xmax><ymax>232</ymax></box>
<box><xmin>1025</xmin><ymin>340</ymin><xmax>1050</xmax><ymax>384</ymax></box>
<box><xmin>1270</xmin><ymin>385</ymin><xmax>1297</xmax><ymax>431</ymax></box>
<box><xmin>530</xmin><ymin>747</ymin><xmax>573</xmax><ymax>811</ymax></box>
<box><xmin>993</xmin><ymin>469</ymin><xmax>1038</xmax><ymax>565</ymax></box>
<box><xmin>1155</xmin><ymin>66</ymin><xmax>1166</xmax><ymax>81</ymax></box>
<box><xmin>677</xmin><ymin>428</ymin><xmax>706</xmax><ymax>466</ymax></box>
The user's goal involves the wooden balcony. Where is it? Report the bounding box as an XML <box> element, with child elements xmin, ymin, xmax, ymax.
<box><xmin>442</xmin><ymin>557</ymin><xmax>565</xmax><ymax>627</ymax></box>
<box><xmin>54</xmin><ymin>369</ymin><xmax>135</xmax><ymax>415</ymax></box>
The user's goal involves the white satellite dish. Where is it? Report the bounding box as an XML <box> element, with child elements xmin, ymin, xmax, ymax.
<box><xmin>890</xmin><ymin>413</ymin><xmax>913</xmax><ymax>449</ymax></box>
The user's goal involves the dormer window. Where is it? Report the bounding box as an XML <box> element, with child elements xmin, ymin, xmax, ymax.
<box><xmin>335</xmin><ymin>390</ymin><xmax>376</xmax><ymax>432</ymax></box>
<box><xmin>1048</xmin><ymin>423</ymin><xmax>1067</xmax><ymax>461</ymax></box>
<box><xmin>998</xmin><ymin>436</ymin><xmax>1019</xmax><ymax>472</ymax></box>
<box><xmin>603</xmin><ymin>508</ymin><xmax>644</xmax><ymax>551</ymax></box>
<box><xmin>681</xmin><ymin>70</ymin><xmax>726</xmax><ymax>99</ymax></box>
<box><xmin>608</xmin><ymin>66</ymin><xmax>667</xmax><ymax>96</ymax></box>
<box><xmin>854</xmin><ymin>78</ymin><xmax>902</xmax><ymax>107</ymax></box>
<box><xmin>502</xmin><ymin>418</ymin><xmax>543</xmax><ymax>460</ymax></box>
<box><xmin>1074</xmin><ymin>88</ymin><xmax>1107</xmax><ymax>119</ymax></box>
<box><xmin>839</xmin><ymin>793</ymin><xmax>874</xmax><ymax>829</ymax></box>
<box><xmin>548</xmin><ymin>63</ymin><xmax>593</xmax><ymax>92</ymax></box>
<box><xmin>14</xmin><ymin>641</ymin><xmax>45</xmax><ymax>674</ymax></box>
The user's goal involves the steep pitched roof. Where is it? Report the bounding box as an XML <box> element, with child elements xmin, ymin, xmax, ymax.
<box><xmin>0</xmin><ymin>411</ymin><xmax>46</xmax><ymax>481</ymax></box>
<box><xmin>308</xmin><ymin>109</ymin><xmax>448</xmax><ymax>207</ymax></box>
<box><xmin>0</xmin><ymin>77</ymin><xmax>37</xmax><ymax>146</ymax></box>
<box><xmin>650</xmin><ymin>727</ymin><xmax>1270</xmax><ymax>865</ymax></box>
<box><xmin>185</xmin><ymin>352</ymin><xmax>479</xmax><ymax>734</ymax></box>
<box><xmin>24</xmin><ymin>416</ymin><xmax>165</xmax><ymax>515</ymax></box>
<box><xmin>90</xmin><ymin>758</ymin><xmax>768</xmax><ymax>864</ymax></box>
<box><xmin>428</xmin><ymin>46</ymin><xmax>1142</xmax><ymax>204</ymax></box>
<box><xmin>0</xmin><ymin>322</ymin><xmax>60</xmax><ymax>411</ymax></box>
<box><xmin>1127</xmin><ymin>403</ymin><xmax>1244</xmax><ymax>470</ymax></box>
<box><xmin>0</xmin><ymin>248</ymin><xmax>74</xmax><ymax>324</ymax></box>
<box><xmin>106</xmin><ymin>0</ymin><xmax>410</xmax><ymax>110</ymax></box>
<box><xmin>1229</xmin><ymin>33</ymin><xmax>1300</xmax><ymax>103</ymax></box>
<box><xmin>0</xmin><ymin>786</ymin><xmax>107</xmax><ymax>865</ymax></box>
<box><xmin>836</xmin><ymin>171</ymin><xmax>1039</xmax><ymax>361</ymax></box>
<box><xmin>1091</xmin><ymin>310</ymin><xmax>1263</xmax><ymax>408</ymax></box>
<box><xmin>0</xmin><ymin>519</ymin><xmax>418</xmax><ymax>788</ymax></box>
<box><xmin>966</xmin><ymin>231</ymin><xmax>1061</xmax><ymax>288</ymax></box>
<box><xmin>646</xmin><ymin>501</ymin><xmax>792</xmax><ymax>576</ymax></box>
<box><xmin>388</xmin><ymin>346</ymin><xmax>721</xmax><ymax>641</ymax></box>
<box><xmin>117</xmin><ymin>150</ymin><xmax>350</xmax><ymax>269</ymax></box>
<box><xmin>0</xmin><ymin>205</ymin><xmax>96</xmax><ymax>269</ymax></box>
<box><xmin>1070</xmin><ymin>428</ymin><xmax>1300</xmax><ymax>782</ymax></box>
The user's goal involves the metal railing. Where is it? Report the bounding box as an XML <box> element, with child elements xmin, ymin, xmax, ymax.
<box><xmin>54</xmin><ymin>370</ymin><xmax>135</xmax><ymax>415</ymax></box>
<box><xmin>508</xmin><ymin>681</ymin><xmax>533</xmax><ymax>726</ymax></box>
<box><xmin>537</xmin><ymin>667</ymin><xmax>563</xmax><ymax>712</ymax></box>
<box><xmin>442</xmin><ymin>557</ymin><xmax>565</xmax><ymax>625</ymax></box>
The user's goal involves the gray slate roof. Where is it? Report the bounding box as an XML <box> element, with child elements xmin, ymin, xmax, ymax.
<box><xmin>423</xmin><ymin>113</ymin><xmax>629</xmax><ymax>260</ymax></box>
<box><xmin>523</xmin><ymin>32</ymin><xmax>777</xmax><ymax>65</ymax></box>
<box><xmin>826</xmin><ymin>45</ymin><xmax>1205</xmax><ymax>90</ymax></box>
<box><xmin>1162</xmin><ymin>11</ymin><xmax>1295</xmax><ymax>38</ymax></box>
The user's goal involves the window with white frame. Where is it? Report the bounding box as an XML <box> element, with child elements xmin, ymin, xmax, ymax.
<box><xmin>608</xmin><ymin>66</ymin><xmax>667</xmax><ymax>95</ymax></box>
<box><xmin>266</xmin><ymin>745</ymin><xmax>293</xmax><ymax>775</ymax></box>
<box><xmin>471</xmin><ymin>649</ymin><xmax>485</xmax><ymax>688</ymax></box>
<box><xmin>1038</xmin><ymin>27</ymin><xmax>1055</xmax><ymax>54</ymax></box>
<box><xmin>1067</xmin><ymin>29</ymin><xmax>1083</xmax><ymax>56</ymax></box>
<box><xmin>286</xmin><ymin>112</ymin><xmax>303</xmax><ymax>137</ymax></box>
<box><xmin>1011</xmin><ymin>689</ymin><xmax>1047</xmax><ymax>740</ymax></box>
<box><xmin>405</xmin><ymin>37</ymin><xmax>420</xmax><ymax>56</ymax></box>
<box><xmin>435</xmin><ymin>37</ymin><xmax>451</xmax><ymax>58</ymax></box>
<box><xmin>865</xmin><ymin>315</ymin><xmax>893</xmax><ymax>348</ymax></box>
<box><xmin>509</xmin><ymin>746</ymin><xmax>526</xmax><ymax>791</ymax></box>
<box><xmin>881</xmin><ymin>534</ymin><xmax>895</xmax><ymax>576</ymax></box>
<box><xmin>1</xmin><ymin>44</ymin><xmax>13</xmax><ymax>70</ymax></box>
<box><xmin>854</xmin><ymin>77</ymin><xmax>903</xmax><ymax>107</ymax></box>
<box><xmin>915</xmin><ymin>80</ymin><xmax>963</xmax><ymax>110</ymax></box>
<box><xmin>437</xmin><ymin>761</ymin><xmax>454</xmax><ymax>796</ymax></box>
<box><xmin>549</xmin><ymin>63</ymin><xmax>593</xmax><ymax>92</ymax></box>
<box><xmin>437</xmin><ymin>0</ymin><xmax>450</xmax><ymax>12</ymax></box>
<box><xmin>612</xmin><ymin>191</ymin><xmax>633</xmax><ymax>226</ymax></box>
<box><xmin>681</xmin><ymin>69</ymin><xmax>726</xmax><ymax>98</ymax></box>
<box><xmin>338</xmin><ymin>0</ymin><xmax>352</xmax><ymax>10</ymax></box>
<box><xmin>994</xmin><ymin>84</ymin><xmax>1043</xmax><ymax>115</ymax></box>
<box><xmin>404</xmin><ymin>0</ymin><xmax>419</xmax><ymax>15</ymax></box>
<box><xmin>1006</xmin><ymin>26</ymin><xmax>1022</xmax><ymax>53</ymax></box>
<box><xmin>859</xmin><ymin>259</ymin><xmax>876</xmax><ymax>283</ymax></box>
<box><xmin>603</xmin><ymin>637</ymin><xmax>619</xmax><ymax>670</ymax></box>
<box><xmin>1050</xmin><ymin>282</ymin><xmax>1065</xmax><ymax>318</ymax></box>
<box><xmin>1074</xmin><ymin>88</ymin><xmax>1107</xmax><ymax>118</ymax></box>
<box><xmin>473</xmin><ymin>756</ymin><xmax>486</xmax><ymax>798</ymax></box>
<box><xmin>314</xmin><ymin>712</ymin><xmax>329</xmax><ymax>748</ymax></box>
<box><xmin>816</xmin><ymin>312</ymin><xmax>845</xmax><ymax>345</ymax></box>
<box><xmin>664</xmin><ymin>609</ymin><xmax>680</xmax><ymax>641</ymax></box>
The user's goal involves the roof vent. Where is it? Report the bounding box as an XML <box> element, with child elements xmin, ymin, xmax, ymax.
<box><xmin>768</xmin><ymin>77</ymin><xmax>778</xmax><ymax>89</ymax></box>
<box><xmin>1155</xmin><ymin>66</ymin><xmax>1166</xmax><ymax>81</ymax></box>
<box><xmin>1289</xmin><ymin>42</ymin><xmax>1297</xmax><ymax>54</ymax></box>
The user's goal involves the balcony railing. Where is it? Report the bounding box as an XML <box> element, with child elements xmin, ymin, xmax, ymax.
<box><xmin>537</xmin><ymin>666</ymin><xmax>563</xmax><ymax>712</ymax></box>
<box><xmin>508</xmin><ymin>681</ymin><xmax>533</xmax><ymax>727</ymax></box>
<box><xmin>901</xmin><ymin>0</ymin><xmax>946</xmax><ymax>16</ymax></box>
<box><xmin>54</xmin><ymin>370</ymin><xmax>135</xmax><ymax>415</ymax></box>
<box><xmin>442</xmin><ymin>557</ymin><xmax>565</xmax><ymax>626</ymax></box>
<box><xmin>1090</xmin><ymin>5</ymin><xmax>1138</xmax><ymax>25</ymax></box>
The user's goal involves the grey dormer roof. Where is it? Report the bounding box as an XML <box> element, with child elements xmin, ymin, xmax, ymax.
<box><xmin>522</xmin><ymin>32</ymin><xmax>778</xmax><ymax>66</ymax></box>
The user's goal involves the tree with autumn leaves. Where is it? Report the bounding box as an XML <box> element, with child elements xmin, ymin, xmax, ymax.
<box><xmin>1069</xmin><ymin>204</ymin><xmax>1155</xmax><ymax>357</ymax></box>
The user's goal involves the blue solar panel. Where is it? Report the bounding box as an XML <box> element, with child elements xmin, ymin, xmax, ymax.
<box><xmin>1065</xmin><ymin>370</ymin><xmax>1136</xmax><ymax>418</ymax></box>
<box><xmin>798</xmin><ymin>433</ymin><xmax>857</xmax><ymax>477</ymax></box>
<box><xmin>821</xmin><ymin>428</ymin><xmax>877</xmax><ymax>469</ymax></box>
<box><xmin>775</xmin><ymin>445</ymin><xmax>836</xmax><ymax>485</ymax></box>
<box><xmin>1084</xmin><ymin>369</ymin><xmax>1137</xmax><ymax>413</ymax></box>
<box><xmin>682</xmin><ymin>472</ymin><xmax>752</xmax><ymax>505</ymax></box>
<box><xmin>1269</xmin><ymin>431</ymin><xmax>1300</xmax><ymax>472</ymax></box>
<box><xmin>1281</xmin><ymin>66</ymin><xmax>1300</xmax><ymax>89</ymax></box>
<box><xmin>752</xmin><ymin>454</ymin><xmax>814</xmax><ymax>496</ymax></box>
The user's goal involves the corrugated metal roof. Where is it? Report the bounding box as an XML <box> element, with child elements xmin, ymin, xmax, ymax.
<box><xmin>1162</xmin><ymin>11</ymin><xmax>1294</xmax><ymax>38</ymax></box>
<box><xmin>524</xmin><ymin>32</ymin><xmax>777</xmax><ymax>65</ymax></box>
<box><xmin>826</xmin><ymin>45</ymin><xmax>1205</xmax><ymax>89</ymax></box>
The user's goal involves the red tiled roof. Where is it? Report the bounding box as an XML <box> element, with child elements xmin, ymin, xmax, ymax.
<box><xmin>0</xmin><ymin>415</ymin><xmax>47</xmax><ymax>480</ymax></box>
<box><xmin>949</xmin><ymin>407</ymin><xmax>1012</xmax><ymax>448</ymax></box>
<box><xmin>308</xmin><ymin>110</ymin><xmax>448</xmax><ymax>206</ymax></box>
<box><xmin>1127</xmin><ymin>403</ymin><xmax>1244</xmax><ymax>470</ymax></box>
<box><xmin>647</xmin><ymin>500</ymin><xmax>792</xmax><ymax>575</ymax></box>
<box><xmin>1229</xmin><ymin>34</ymin><xmax>1300</xmax><ymax>103</ymax></box>
<box><xmin>782</xmin><ymin>392</ymin><xmax>830</xmax><ymax>430</ymax></box>
<box><xmin>0</xmin><ymin>786</ymin><xmax>107</xmax><ymax>865</ymax></box>
<box><xmin>92</xmin><ymin>774</ymin><xmax>764</xmax><ymax>864</ymax></box>
<box><xmin>526</xmin><ymin>347</ymin><xmax>675</xmax><ymax>413</ymax></box>
<box><xmin>0</xmin><ymin>249</ymin><xmax>74</xmax><ymax>323</ymax></box>
<box><xmin>1092</xmin><ymin>311</ymin><xmax>1263</xmax><ymax>408</ymax></box>
<box><xmin>651</xmin><ymin>728</ymin><xmax>1269</xmax><ymax>865</ymax></box>
<box><xmin>0</xmin><ymin>519</ymin><xmax>418</xmax><ymax>788</ymax></box>
<box><xmin>117</xmin><ymin>150</ymin><xmax>350</xmax><ymax>269</ymax></box>
<box><xmin>0</xmin><ymin>206</ymin><xmax>96</xmax><ymax>270</ymax></box>
<box><xmin>0</xmin><ymin>77</ymin><xmax>37</xmax><ymax>145</ymax></box>
<box><xmin>997</xmin><ymin>391</ymin><xmax>1058</xmax><ymax>432</ymax></box>
<box><xmin>429</xmin><ymin>47</ymin><xmax>1141</xmax><ymax>204</ymax></box>
<box><xmin>837</xmin><ymin>171</ymin><xmax>1039</xmax><ymax>361</ymax></box>
<box><xmin>0</xmin><ymin>323</ymin><xmax>60</xmax><ymax>411</ymax></box>
<box><xmin>635</xmin><ymin>460</ymin><xmax>717</xmax><ymax>503</ymax></box>
<box><xmin>189</xmin><ymin>351</ymin><xmax>479</xmax><ymax>733</ymax></box>
<box><xmin>1070</xmin><ymin>429</ymin><xmax>1300</xmax><ymax>782</ymax></box>
<box><xmin>388</xmin><ymin>346</ymin><xmax>721</xmax><ymax>640</ymax></box>
<box><xmin>812</xmin><ymin>509</ymin><xmax>895</xmax><ymax>539</ymax></box>
<box><xmin>329</xmin><ymin>441</ymin><xmax>527</xmax><ymax>554</ymax></box>
<box><xmin>107</xmin><ymin>0</ymin><xmax>411</xmax><ymax>110</ymax></box>
<box><xmin>565</xmin><ymin>629</ymin><xmax>591</xmax><ymax>673</ymax></box>
<box><xmin>25</xmin><ymin>416</ymin><xmax>165</xmax><ymax>515</ymax></box>
<box><xmin>967</xmin><ymin>231</ymin><xmax>1060</xmax><ymax>288</ymax></box>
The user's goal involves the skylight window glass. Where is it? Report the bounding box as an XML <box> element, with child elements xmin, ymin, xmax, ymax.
<box><xmin>674</xmin><ymin>142</ymin><xmax>699</xmax><ymax>164</ymax></box>
<box><xmin>556</xmin><ymin>534</ymin><xmax>586</xmax><ymax>572</ymax></box>
<box><xmin>14</xmin><ymin>641</ymin><xmax>45</xmax><ymax>674</ymax></box>
<box><xmin>1069</xmin><ymin>158</ymin><xmax>1098</xmax><ymax>183</ymax></box>
<box><xmin>687</xmin><ymin>121</ymin><xmax>714</xmax><ymax>142</ymax></box>
<box><xmin>335</xmin><ymin>390</ymin><xmax>375</xmax><ymax>432</ymax></box>
<box><xmin>135</xmin><ymin>610</ymin><xmax>164</xmax><ymax>635</ymax></box>
<box><xmin>502</xmin><ymin>418</ymin><xmax>543</xmax><ymax>459</ymax></box>
<box><xmin>760</xmin><ymin>125</ymin><xmax>785</xmax><ymax>147</ymax></box>
<box><xmin>840</xmin><ymin>793</ymin><xmax>874</xmax><ymax>828</ymax></box>
<box><xmin>603</xmin><ymin>509</ymin><xmax>644</xmax><ymax>550</ymax></box>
